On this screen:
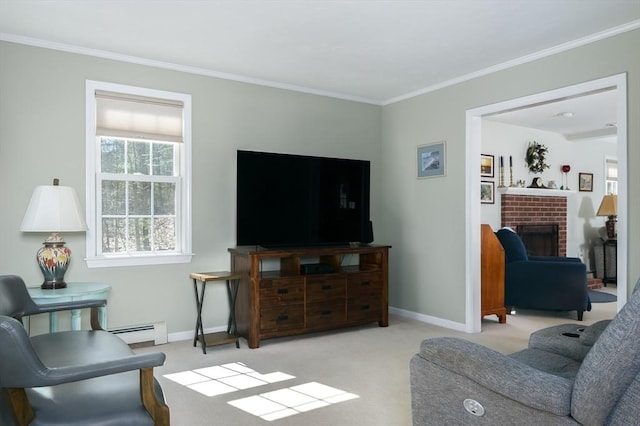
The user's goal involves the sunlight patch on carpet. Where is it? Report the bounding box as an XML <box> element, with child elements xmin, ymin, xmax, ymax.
<box><xmin>164</xmin><ymin>363</ymin><xmax>359</xmax><ymax>421</ymax></box>
<box><xmin>228</xmin><ymin>382</ymin><xmax>358</xmax><ymax>421</ymax></box>
<box><xmin>164</xmin><ymin>362</ymin><xmax>294</xmax><ymax>396</ymax></box>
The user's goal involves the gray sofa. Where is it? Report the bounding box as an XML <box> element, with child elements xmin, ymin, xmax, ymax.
<box><xmin>410</xmin><ymin>283</ymin><xmax>640</xmax><ymax>425</ymax></box>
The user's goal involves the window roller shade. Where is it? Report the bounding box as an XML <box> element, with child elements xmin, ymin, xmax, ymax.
<box><xmin>96</xmin><ymin>90</ymin><xmax>184</xmax><ymax>142</ymax></box>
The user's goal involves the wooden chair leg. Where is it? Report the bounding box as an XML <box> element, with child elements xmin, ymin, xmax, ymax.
<box><xmin>3</xmin><ymin>388</ymin><xmax>34</xmax><ymax>426</ymax></box>
<box><xmin>90</xmin><ymin>306</ymin><xmax>105</xmax><ymax>331</ymax></box>
<box><xmin>140</xmin><ymin>368</ymin><xmax>170</xmax><ymax>426</ymax></box>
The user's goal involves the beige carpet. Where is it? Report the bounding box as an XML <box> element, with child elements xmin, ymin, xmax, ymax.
<box><xmin>136</xmin><ymin>287</ymin><xmax>617</xmax><ymax>426</ymax></box>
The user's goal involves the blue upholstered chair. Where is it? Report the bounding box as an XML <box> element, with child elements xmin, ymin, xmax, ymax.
<box><xmin>495</xmin><ymin>228</ymin><xmax>590</xmax><ymax>320</ymax></box>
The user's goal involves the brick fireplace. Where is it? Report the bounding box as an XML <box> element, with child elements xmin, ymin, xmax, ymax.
<box><xmin>500</xmin><ymin>188</ymin><xmax>568</xmax><ymax>257</ymax></box>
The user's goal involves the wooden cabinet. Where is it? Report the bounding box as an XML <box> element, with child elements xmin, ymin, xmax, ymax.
<box><xmin>229</xmin><ymin>245</ymin><xmax>390</xmax><ymax>348</ymax></box>
<box><xmin>481</xmin><ymin>225</ymin><xmax>507</xmax><ymax>323</ymax></box>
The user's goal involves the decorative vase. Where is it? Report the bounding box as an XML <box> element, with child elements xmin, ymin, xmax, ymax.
<box><xmin>36</xmin><ymin>238</ymin><xmax>71</xmax><ymax>289</ymax></box>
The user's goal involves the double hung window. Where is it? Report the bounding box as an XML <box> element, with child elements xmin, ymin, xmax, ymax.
<box><xmin>86</xmin><ymin>81</ymin><xmax>192</xmax><ymax>267</ymax></box>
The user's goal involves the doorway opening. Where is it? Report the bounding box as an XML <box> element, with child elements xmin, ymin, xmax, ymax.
<box><xmin>465</xmin><ymin>74</ymin><xmax>628</xmax><ymax>333</ymax></box>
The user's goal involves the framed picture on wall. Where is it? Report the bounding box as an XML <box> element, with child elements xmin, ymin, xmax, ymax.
<box><xmin>579</xmin><ymin>172</ymin><xmax>593</xmax><ymax>192</ymax></box>
<box><xmin>417</xmin><ymin>141</ymin><xmax>446</xmax><ymax>179</ymax></box>
<box><xmin>480</xmin><ymin>154</ymin><xmax>494</xmax><ymax>178</ymax></box>
<box><xmin>480</xmin><ymin>181</ymin><xmax>495</xmax><ymax>204</ymax></box>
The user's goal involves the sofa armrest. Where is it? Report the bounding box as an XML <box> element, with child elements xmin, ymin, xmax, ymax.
<box><xmin>0</xmin><ymin>317</ymin><xmax>165</xmax><ymax>388</ymax></box>
<box><xmin>417</xmin><ymin>337</ymin><xmax>573</xmax><ymax>415</ymax></box>
<box><xmin>33</xmin><ymin>352</ymin><xmax>166</xmax><ymax>387</ymax></box>
<box><xmin>508</xmin><ymin>260</ymin><xmax>586</xmax><ymax>282</ymax></box>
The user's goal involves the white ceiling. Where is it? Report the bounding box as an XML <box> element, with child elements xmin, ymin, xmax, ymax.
<box><xmin>1</xmin><ymin>1</ymin><xmax>638</xmax><ymax>136</ymax></box>
<box><xmin>485</xmin><ymin>88</ymin><xmax>619</xmax><ymax>142</ymax></box>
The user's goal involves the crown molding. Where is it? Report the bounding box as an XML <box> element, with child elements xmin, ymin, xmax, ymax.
<box><xmin>3</xmin><ymin>18</ymin><xmax>639</xmax><ymax>108</ymax></box>
<box><xmin>383</xmin><ymin>19</ymin><xmax>640</xmax><ymax>105</ymax></box>
<box><xmin>0</xmin><ymin>32</ymin><xmax>382</xmax><ymax>106</ymax></box>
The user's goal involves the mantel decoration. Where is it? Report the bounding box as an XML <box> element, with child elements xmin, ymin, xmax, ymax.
<box><xmin>525</xmin><ymin>141</ymin><xmax>550</xmax><ymax>174</ymax></box>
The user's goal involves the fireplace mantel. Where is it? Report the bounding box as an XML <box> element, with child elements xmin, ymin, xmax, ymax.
<box><xmin>498</xmin><ymin>187</ymin><xmax>576</xmax><ymax>198</ymax></box>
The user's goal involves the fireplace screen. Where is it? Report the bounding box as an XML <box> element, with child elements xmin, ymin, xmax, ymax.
<box><xmin>517</xmin><ymin>224</ymin><xmax>559</xmax><ymax>257</ymax></box>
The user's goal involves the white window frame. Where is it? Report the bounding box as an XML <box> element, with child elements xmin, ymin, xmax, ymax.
<box><xmin>604</xmin><ymin>156</ymin><xmax>618</xmax><ymax>195</ymax></box>
<box><xmin>85</xmin><ymin>80</ymin><xmax>193</xmax><ymax>267</ymax></box>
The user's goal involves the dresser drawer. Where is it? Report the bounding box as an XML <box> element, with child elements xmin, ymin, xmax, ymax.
<box><xmin>306</xmin><ymin>276</ymin><xmax>346</xmax><ymax>303</ymax></box>
<box><xmin>347</xmin><ymin>272</ymin><xmax>383</xmax><ymax>297</ymax></box>
<box><xmin>348</xmin><ymin>295</ymin><xmax>382</xmax><ymax>322</ymax></box>
<box><xmin>260</xmin><ymin>306</ymin><xmax>304</xmax><ymax>333</ymax></box>
<box><xmin>260</xmin><ymin>278</ymin><xmax>305</xmax><ymax>305</ymax></box>
<box><xmin>306</xmin><ymin>300</ymin><xmax>346</xmax><ymax>328</ymax></box>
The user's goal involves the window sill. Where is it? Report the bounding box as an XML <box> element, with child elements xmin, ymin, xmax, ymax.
<box><xmin>85</xmin><ymin>253</ymin><xmax>194</xmax><ymax>268</ymax></box>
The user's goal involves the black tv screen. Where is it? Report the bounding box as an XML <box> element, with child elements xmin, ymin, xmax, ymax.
<box><xmin>236</xmin><ymin>150</ymin><xmax>371</xmax><ymax>247</ymax></box>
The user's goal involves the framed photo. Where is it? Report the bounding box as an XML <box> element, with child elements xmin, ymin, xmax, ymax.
<box><xmin>480</xmin><ymin>181</ymin><xmax>495</xmax><ymax>204</ymax></box>
<box><xmin>417</xmin><ymin>141</ymin><xmax>446</xmax><ymax>179</ymax></box>
<box><xmin>480</xmin><ymin>154</ymin><xmax>494</xmax><ymax>178</ymax></box>
<box><xmin>579</xmin><ymin>173</ymin><xmax>593</xmax><ymax>192</ymax></box>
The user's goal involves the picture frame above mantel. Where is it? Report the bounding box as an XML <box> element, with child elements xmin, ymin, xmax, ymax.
<box><xmin>579</xmin><ymin>172</ymin><xmax>594</xmax><ymax>192</ymax></box>
<box><xmin>480</xmin><ymin>154</ymin><xmax>494</xmax><ymax>178</ymax></box>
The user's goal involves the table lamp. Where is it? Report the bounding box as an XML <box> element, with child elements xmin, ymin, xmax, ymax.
<box><xmin>20</xmin><ymin>179</ymin><xmax>87</xmax><ymax>289</ymax></box>
<box><xmin>596</xmin><ymin>194</ymin><xmax>617</xmax><ymax>239</ymax></box>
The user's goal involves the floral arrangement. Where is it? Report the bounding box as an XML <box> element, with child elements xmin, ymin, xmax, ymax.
<box><xmin>525</xmin><ymin>141</ymin><xmax>549</xmax><ymax>174</ymax></box>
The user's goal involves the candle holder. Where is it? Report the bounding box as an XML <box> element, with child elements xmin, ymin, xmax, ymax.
<box><xmin>498</xmin><ymin>166</ymin><xmax>506</xmax><ymax>188</ymax></box>
<box><xmin>561</xmin><ymin>164</ymin><xmax>571</xmax><ymax>190</ymax></box>
<box><xmin>509</xmin><ymin>166</ymin><xmax>515</xmax><ymax>187</ymax></box>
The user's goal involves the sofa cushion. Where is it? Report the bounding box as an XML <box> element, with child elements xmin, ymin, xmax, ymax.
<box><xmin>528</xmin><ymin>324</ymin><xmax>592</xmax><ymax>362</ymax></box>
<box><xmin>496</xmin><ymin>228</ymin><xmax>528</xmax><ymax>263</ymax></box>
<box><xmin>509</xmin><ymin>348</ymin><xmax>582</xmax><ymax>379</ymax></box>
<box><xmin>527</xmin><ymin>320</ymin><xmax>612</xmax><ymax>362</ymax></box>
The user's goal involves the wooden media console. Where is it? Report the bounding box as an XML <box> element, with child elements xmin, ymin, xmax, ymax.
<box><xmin>229</xmin><ymin>244</ymin><xmax>390</xmax><ymax>348</ymax></box>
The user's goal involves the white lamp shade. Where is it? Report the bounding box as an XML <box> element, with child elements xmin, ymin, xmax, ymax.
<box><xmin>21</xmin><ymin>184</ymin><xmax>87</xmax><ymax>232</ymax></box>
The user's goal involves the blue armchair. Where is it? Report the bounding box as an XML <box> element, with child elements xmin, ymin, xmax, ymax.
<box><xmin>495</xmin><ymin>228</ymin><xmax>591</xmax><ymax>320</ymax></box>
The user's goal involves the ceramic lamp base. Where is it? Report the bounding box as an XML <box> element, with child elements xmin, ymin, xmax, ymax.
<box><xmin>36</xmin><ymin>240</ymin><xmax>71</xmax><ymax>289</ymax></box>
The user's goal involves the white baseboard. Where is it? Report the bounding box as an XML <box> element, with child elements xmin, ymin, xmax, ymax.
<box><xmin>389</xmin><ymin>306</ymin><xmax>468</xmax><ymax>333</ymax></box>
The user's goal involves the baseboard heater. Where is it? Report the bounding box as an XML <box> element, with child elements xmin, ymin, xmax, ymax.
<box><xmin>109</xmin><ymin>321</ymin><xmax>168</xmax><ymax>346</ymax></box>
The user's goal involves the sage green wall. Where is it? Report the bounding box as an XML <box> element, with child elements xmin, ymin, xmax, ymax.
<box><xmin>0</xmin><ymin>41</ymin><xmax>382</xmax><ymax>336</ymax></box>
<box><xmin>380</xmin><ymin>28</ymin><xmax>640</xmax><ymax>323</ymax></box>
<box><xmin>2</xmin><ymin>27</ymin><xmax>638</xmax><ymax>337</ymax></box>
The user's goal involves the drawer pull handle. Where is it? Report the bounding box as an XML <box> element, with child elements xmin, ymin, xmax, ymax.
<box><xmin>277</xmin><ymin>314</ymin><xmax>289</xmax><ymax>321</ymax></box>
<box><xmin>361</xmin><ymin>304</ymin><xmax>371</xmax><ymax>310</ymax></box>
<box><xmin>277</xmin><ymin>288</ymin><xmax>289</xmax><ymax>295</ymax></box>
<box><xmin>361</xmin><ymin>281</ymin><xmax>370</xmax><ymax>286</ymax></box>
<box><xmin>321</xmin><ymin>310</ymin><xmax>332</xmax><ymax>316</ymax></box>
<box><xmin>321</xmin><ymin>285</ymin><xmax>332</xmax><ymax>290</ymax></box>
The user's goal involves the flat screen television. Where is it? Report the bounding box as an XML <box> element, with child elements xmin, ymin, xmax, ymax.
<box><xmin>236</xmin><ymin>150</ymin><xmax>371</xmax><ymax>247</ymax></box>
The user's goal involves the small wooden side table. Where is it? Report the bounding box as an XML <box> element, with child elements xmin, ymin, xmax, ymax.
<box><xmin>602</xmin><ymin>238</ymin><xmax>617</xmax><ymax>286</ymax></box>
<box><xmin>190</xmin><ymin>271</ymin><xmax>242</xmax><ymax>353</ymax></box>
<box><xmin>28</xmin><ymin>282</ymin><xmax>111</xmax><ymax>332</ymax></box>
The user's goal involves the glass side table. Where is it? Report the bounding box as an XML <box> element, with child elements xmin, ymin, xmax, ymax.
<box><xmin>28</xmin><ymin>282</ymin><xmax>111</xmax><ymax>332</ymax></box>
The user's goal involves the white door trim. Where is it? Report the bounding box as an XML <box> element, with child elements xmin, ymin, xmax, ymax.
<box><xmin>465</xmin><ymin>74</ymin><xmax>628</xmax><ymax>332</ymax></box>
